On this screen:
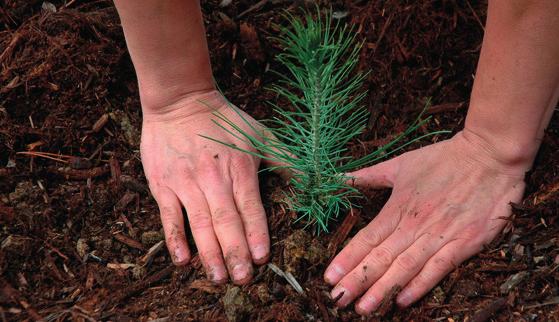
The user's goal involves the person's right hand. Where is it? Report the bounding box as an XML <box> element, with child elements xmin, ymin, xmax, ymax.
<box><xmin>140</xmin><ymin>90</ymin><xmax>270</xmax><ymax>285</ymax></box>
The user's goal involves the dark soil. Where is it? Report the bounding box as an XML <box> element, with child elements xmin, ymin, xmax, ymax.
<box><xmin>1</xmin><ymin>0</ymin><xmax>558</xmax><ymax>321</ymax></box>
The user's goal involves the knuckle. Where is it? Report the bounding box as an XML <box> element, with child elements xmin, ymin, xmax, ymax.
<box><xmin>199</xmin><ymin>249</ymin><xmax>224</xmax><ymax>265</ymax></box>
<box><xmin>164</xmin><ymin>224</ymin><xmax>186</xmax><ymax>246</ymax></box>
<box><xmin>432</xmin><ymin>255</ymin><xmax>454</xmax><ymax>274</ymax></box>
<box><xmin>188</xmin><ymin>210</ymin><xmax>213</xmax><ymax>231</ymax></box>
<box><xmin>239</xmin><ymin>198</ymin><xmax>263</xmax><ymax>219</ymax></box>
<box><xmin>372</xmin><ymin>246</ymin><xmax>394</xmax><ymax>267</ymax></box>
<box><xmin>160</xmin><ymin>206</ymin><xmax>179</xmax><ymax>222</ymax></box>
<box><xmin>351</xmin><ymin>236</ymin><xmax>372</xmax><ymax>253</ymax></box>
<box><xmin>212</xmin><ymin>207</ymin><xmax>239</xmax><ymax>227</ymax></box>
<box><xmin>354</xmin><ymin>229</ymin><xmax>382</xmax><ymax>249</ymax></box>
<box><xmin>232</xmin><ymin>156</ymin><xmax>254</xmax><ymax>172</ymax></box>
<box><xmin>460</xmin><ymin>224</ymin><xmax>489</xmax><ymax>249</ymax></box>
<box><xmin>181</xmin><ymin>167</ymin><xmax>195</xmax><ymax>182</ymax></box>
<box><xmin>197</xmin><ymin>159</ymin><xmax>221</xmax><ymax>180</ymax></box>
<box><xmin>407</xmin><ymin>274</ymin><xmax>428</xmax><ymax>291</ymax></box>
<box><xmin>395</xmin><ymin>253</ymin><xmax>419</xmax><ymax>272</ymax></box>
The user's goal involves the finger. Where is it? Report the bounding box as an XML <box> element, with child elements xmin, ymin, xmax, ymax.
<box><xmin>198</xmin><ymin>165</ymin><xmax>253</xmax><ymax>285</ymax></box>
<box><xmin>154</xmin><ymin>187</ymin><xmax>191</xmax><ymax>265</ymax></box>
<box><xmin>396</xmin><ymin>240</ymin><xmax>481</xmax><ymax>307</ymax></box>
<box><xmin>346</xmin><ymin>157</ymin><xmax>399</xmax><ymax>189</ymax></box>
<box><xmin>175</xmin><ymin>184</ymin><xmax>228</xmax><ymax>283</ymax></box>
<box><xmin>354</xmin><ymin>233</ymin><xmax>446</xmax><ymax>315</ymax></box>
<box><xmin>330</xmin><ymin>218</ymin><xmax>414</xmax><ymax>308</ymax></box>
<box><xmin>260</xmin><ymin>128</ymin><xmax>295</xmax><ymax>180</ymax></box>
<box><xmin>324</xmin><ymin>201</ymin><xmax>400</xmax><ymax>286</ymax></box>
<box><xmin>231</xmin><ymin>158</ymin><xmax>270</xmax><ymax>264</ymax></box>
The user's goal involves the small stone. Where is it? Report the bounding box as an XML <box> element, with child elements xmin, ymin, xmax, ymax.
<box><xmin>132</xmin><ymin>265</ymin><xmax>146</xmax><ymax>280</ymax></box>
<box><xmin>222</xmin><ymin>286</ymin><xmax>253</xmax><ymax>322</ymax></box>
<box><xmin>76</xmin><ymin>238</ymin><xmax>90</xmax><ymax>259</ymax></box>
<box><xmin>141</xmin><ymin>231</ymin><xmax>164</xmax><ymax>247</ymax></box>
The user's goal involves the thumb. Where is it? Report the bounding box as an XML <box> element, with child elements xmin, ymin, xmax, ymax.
<box><xmin>259</xmin><ymin>127</ymin><xmax>295</xmax><ymax>181</ymax></box>
<box><xmin>346</xmin><ymin>157</ymin><xmax>400</xmax><ymax>189</ymax></box>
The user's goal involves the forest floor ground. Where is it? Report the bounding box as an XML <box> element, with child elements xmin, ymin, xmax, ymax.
<box><xmin>1</xmin><ymin>0</ymin><xmax>558</xmax><ymax>321</ymax></box>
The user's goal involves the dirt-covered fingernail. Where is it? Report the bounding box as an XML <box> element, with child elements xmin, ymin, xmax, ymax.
<box><xmin>251</xmin><ymin>245</ymin><xmax>269</xmax><ymax>264</ymax></box>
<box><xmin>356</xmin><ymin>295</ymin><xmax>378</xmax><ymax>315</ymax></box>
<box><xmin>324</xmin><ymin>264</ymin><xmax>345</xmax><ymax>285</ymax></box>
<box><xmin>208</xmin><ymin>265</ymin><xmax>228</xmax><ymax>284</ymax></box>
<box><xmin>331</xmin><ymin>286</ymin><xmax>350</xmax><ymax>307</ymax></box>
<box><xmin>171</xmin><ymin>247</ymin><xmax>189</xmax><ymax>265</ymax></box>
<box><xmin>231</xmin><ymin>263</ymin><xmax>252</xmax><ymax>284</ymax></box>
<box><xmin>397</xmin><ymin>289</ymin><xmax>413</xmax><ymax>307</ymax></box>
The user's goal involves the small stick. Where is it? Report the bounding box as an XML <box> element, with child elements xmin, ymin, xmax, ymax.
<box><xmin>44</xmin><ymin>241</ymin><xmax>69</xmax><ymax>261</ymax></box>
<box><xmin>139</xmin><ymin>241</ymin><xmax>165</xmax><ymax>267</ymax></box>
<box><xmin>108</xmin><ymin>265</ymin><xmax>175</xmax><ymax>306</ymax></box>
<box><xmin>17</xmin><ymin>151</ymin><xmax>68</xmax><ymax>163</ymax></box>
<box><xmin>113</xmin><ymin>233</ymin><xmax>144</xmax><ymax>251</ymax></box>
<box><xmin>327</xmin><ymin>208</ymin><xmax>359</xmax><ymax>257</ymax></box>
<box><xmin>48</xmin><ymin>166</ymin><xmax>109</xmax><ymax>180</ymax></box>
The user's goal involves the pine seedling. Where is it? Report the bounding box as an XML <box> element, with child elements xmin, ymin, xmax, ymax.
<box><xmin>202</xmin><ymin>10</ymin><xmax>446</xmax><ymax>233</ymax></box>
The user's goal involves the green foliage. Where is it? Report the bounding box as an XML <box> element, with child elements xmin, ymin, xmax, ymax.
<box><xmin>202</xmin><ymin>10</ymin><xmax>446</xmax><ymax>233</ymax></box>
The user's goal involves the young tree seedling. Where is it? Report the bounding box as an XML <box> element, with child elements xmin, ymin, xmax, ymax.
<box><xmin>202</xmin><ymin>10</ymin><xmax>446</xmax><ymax>233</ymax></box>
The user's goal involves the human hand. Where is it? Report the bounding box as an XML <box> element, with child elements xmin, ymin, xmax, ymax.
<box><xmin>324</xmin><ymin>130</ymin><xmax>527</xmax><ymax>314</ymax></box>
<box><xmin>140</xmin><ymin>90</ymin><xmax>269</xmax><ymax>285</ymax></box>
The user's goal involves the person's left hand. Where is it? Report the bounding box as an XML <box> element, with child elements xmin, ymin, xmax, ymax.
<box><xmin>323</xmin><ymin>130</ymin><xmax>527</xmax><ymax>315</ymax></box>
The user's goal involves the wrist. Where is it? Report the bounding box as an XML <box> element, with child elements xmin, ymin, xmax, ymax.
<box><xmin>139</xmin><ymin>78</ymin><xmax>215</xmax><ymax>114</ymax></box>
<box><xmin>457</xmin><ymin>127</ymin><xmax>538</xmax><ymax>175</ymax></box>
<box><xmin>141</xmin><ymin>88</ymin><xmax>226</xmax><ymax>124</ymax></box>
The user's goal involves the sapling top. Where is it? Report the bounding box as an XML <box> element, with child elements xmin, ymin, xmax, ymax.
<box><xmin>202</xmin><ymin>10</ymin><xmax>444</xmax><ymax>233</ymax></box>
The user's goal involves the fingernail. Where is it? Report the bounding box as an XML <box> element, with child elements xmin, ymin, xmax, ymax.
<box><xmin>397</xmin><ymin>289</ymin><xmax>413</xmax><ymax>307</ymax></box>
<box><xmin>172</xmin><ymin>248</ymin><xmax>189</xmax><ymax>265</ymax></box>
<box><xmin>208</xmin><ymin>266</ymin><xmax>228</xmax><ymax>284</ymax></box>
<box><xmin>356</xmin><ymin>295</ymin><xmax>378</xmax><ymax>315</ymax></box>
<box><xmin>331</xmin><ymin>286</ymin><xmax>350</xmax><ymax>307</ymax></box>
<box><xmin>232</xmin><ymin>263</ymin><xmax>251</xmax><ymax>283</ymax></box>
<box><xmin>251</xmin><ymin>245</ymin><xmax>268</xmax><ymax>263</ymax></box>
<box><xmin>324</xmin><ymin>264</ymin><xmax>345</xmax><ymax>285</ymax></box>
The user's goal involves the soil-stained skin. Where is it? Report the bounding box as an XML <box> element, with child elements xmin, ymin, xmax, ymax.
<box><xmin>169</xmin><ymin>223</ymin><xmax>187</xmax><ymax>264</ymax></box>
<box><xmin>225</xmin><ymin>246</ymin><xmax>253</xmax><ymax>284</ymax></box>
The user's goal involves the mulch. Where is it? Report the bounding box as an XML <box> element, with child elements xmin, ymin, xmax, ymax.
<box><xmin>1</xmin><ymin>0</ymin><xmax>558</xmax><ymax>321</ymax></box>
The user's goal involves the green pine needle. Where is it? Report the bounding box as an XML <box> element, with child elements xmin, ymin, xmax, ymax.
<box><xmin>202</xmin><ymin>9</ymin><xmax>448</xmax><ymax>233</ymax></box>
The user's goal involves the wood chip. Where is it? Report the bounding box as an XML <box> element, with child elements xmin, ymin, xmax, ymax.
<box><xmin>113</xmin><ymin>233</ymin><xmax>144</xmax><ymax>251</ymax></box>
<box><xmin>92</xmin><ymin>113</ymin><xmax>109</xmax><ymax>132</ymax></box>
<box><xmin>139</xmin><ymin>240</ymin><xmax>165</xmax><ymax>267</ymax></box>
<box><xmin>189</xmin><ymin>279</ymin><xmax>223</xmax><ymax>294</ymax></box>
<box><xmin>115</xmin><ymin>191</ymin><xmax>136</xmax><ymax>211</ymax></box>
<box><xmin>327</xmin><ymin>209</ymin><xmax>359</xmax><ymax>257</ymax></box>
<box><xmin>107</xmin><ymin>263</ymin><xmax>136</xmax><ymax>270</ymax></box>
<box><xmin>48</xmin><ymin>165</ymin><xmax>109</xmax><ymax>180</ymax></box>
